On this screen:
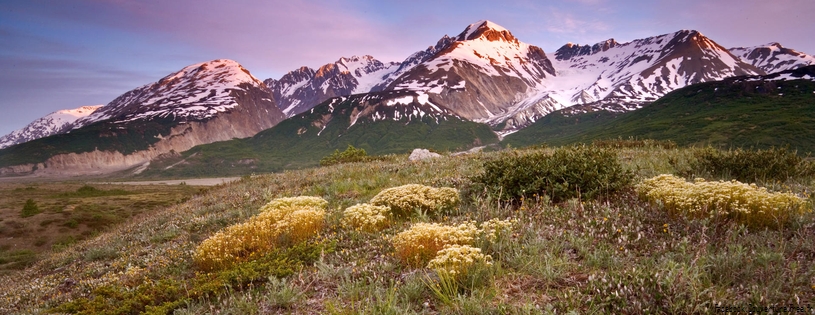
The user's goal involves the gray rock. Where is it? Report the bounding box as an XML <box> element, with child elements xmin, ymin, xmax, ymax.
<box><xmin>409</xmin><ymin>148</ymin><xmax>441</xmax><ymax>161</ymax></box>
<box><xmin>451</xmin><ymin>146</ymin><xmax>485</xmax><ymax>156</ymax></box>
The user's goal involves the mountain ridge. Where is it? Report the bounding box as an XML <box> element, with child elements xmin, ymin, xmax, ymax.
<box><xmin>2</xmin><ymin>21</ymin><xmax>815</xmax><ymax>177</ymax></box>
<box><xmin>0</xmin><ymin>105</ymin><xmax>102</xmax><ymax>150</ymax></box>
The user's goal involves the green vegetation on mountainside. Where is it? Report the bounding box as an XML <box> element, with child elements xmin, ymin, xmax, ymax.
<box><xmin>0</xmin><ymin>117</ymin><xmax>178</xmax><ymax>168</ymax></box>
<box><xmin>505</xmin><ymin>79</ymin><xmax>815</xmax><ymax>152</ymax></box>
<box><xmin>141</xmin><ymin>97</ymin><xmax>498</xmax><ymax>178</ymax></box>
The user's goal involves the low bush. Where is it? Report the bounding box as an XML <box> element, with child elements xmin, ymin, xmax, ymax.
<box><xmin>637</xmin><ymin>174</ymin><xmax>810</xmax><ymax>228</ymax></box>
<box><xmin>320</xmin><ymin>145</ymin><xmax>369</xmax><ymax>166</ymax></box>
<box><xmin>259</xmin><ymin>196</ymin><xmax>328</xmax><ymax>215</ymax></box>
<box><xmin>427</xmin><ymin>244</ymin><xmax>492</xmax><ymax>277</ymax></box>
<box><xmin>341</xmin><ymin>203</ymin><xmax>391</xmax><ymax>232</ymax></box>
<box><xmin>391</xmin><ymin>222</ymin><xmax>478</xmax><ymax>267</ymax></box>
<box><xmin>20</xmin><ymin>199</ymin><xmax>41</xmax><ymax>218</ymax></box>
<box><xmin>682</xmin><ymin>147</ymin><xmax>813</xmax><ymax>182</ymax></box>
<box><xmin>478</xmin><ymin>218</ymin><xmax>516</xmax><ymax>242</ymax></box>
<box><xmin>425</xmin><ymin>244</ymin><xmax>494</xmax><ymax>300</ymax></box>
<box><xmin>474</xmin><ymin>145</ymin><xmax>633</xmax><ymax>203</ymax></box>
<box><xmin>193</xmin><ymin>196</ymin><xmax>327</xmax><ymax>271</ymax></box>
<box><xmin>370</xmin><ymin>184</ymin><xmax>460</xmax><ymax>217</ymax></box>
<box><xmin>592</xmin><ymin>137</ymin><xmax>677</xmax><ymax>149</ymax></box>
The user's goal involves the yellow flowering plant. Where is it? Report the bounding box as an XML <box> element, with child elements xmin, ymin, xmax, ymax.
<box><xmin>370</xmin><ymin>184</ymin><xmax>460</xmax><ymax>217</ymax></box>
<box><xmin>193</xmin><ymin>196</ymin><xmax>327</xmax><ymax>271</ymax></box>
<box><xmin>391</xmin><ymin>222</ymin><xmax>478</xmax><ymax>267</ymax></box>
<box><xmin>341</xmin><ymin>203</ymin><xmax>391</xmax><ymax>232</ymax></box>
<box><xmin>479</xmin><ymin>218</ymin><xmax>517</xmax><ymax>242</ymax></box>
<box><xmin>427</xmin><ymin>244</ymin><xmax>492</xmax><ymax>277</ymax></box>
<box><xmin>637</xmin><ymin>174</ymin><xmax>810</xmax><ymax>228</ymax></box>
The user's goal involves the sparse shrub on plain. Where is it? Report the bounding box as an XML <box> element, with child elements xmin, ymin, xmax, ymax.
<box><xmin>193</xmin><ymin>196</ymin><xmax>327</xmax><ymax>271</ymax></box>
<box><xmin>637</xmin><ymin>174</ymin><xmax>810</xmax><ymax>228</ymax></box>
<box><xmin>391</xmin><ymin>222</ymin><xmax>478</xmax><ymax>267</ymax></box>
<box><xmin>370</xmin><ymin>184</ymin><xmax>460</xmax><ymax>217</ymax></box>
<box><xmin>474</xmin><ymin>145</ymin><xmax>633</xmax><ymax>203</ymax></box>
<box><xmin>341</xmin><ymin>203</ymin><xmax>391</xmax><ymax>232</ymax></box>
<box><xmin>20</xmin><ymin>199</ymin><xmax>41</xmax><ymax>218</ymax></box>
<box><xmin>592</xmin><ymin>137</ymin><xmax>677</xmax><ymax>149</ymax></box>
<box><xmin>320</xmin><ymin>144</ymin><xmax>369</xmax><ymax>166</ymax></box>
<box><xmin>681</xmin><ymin>147</ymin><xmax>813</xmax><ymax>182</ymax></box>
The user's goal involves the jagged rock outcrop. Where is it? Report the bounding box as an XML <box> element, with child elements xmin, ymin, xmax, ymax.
<box><xmin>264</xmin><ymin>56</ymin><xmax>400</xmax><ymax>117</ymax></box>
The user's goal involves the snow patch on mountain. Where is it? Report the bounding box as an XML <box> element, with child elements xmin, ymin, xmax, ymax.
<box><xmin>546</xmin><ymin>30</ymin><xmax>762</xmax><ymax>110</ymax></box>
<box><xmin>730</xmin><ymin>42</ymin><xmax>815</xmax><ymax>74</ymax></box>
<box><xmin>0</xmin><ymin>105</ymin><xmax>102</xmax><ymax>149</ymax></box>
<box><xmin>267</xmin><ymin>55</ymin><xmax>400</xmax><ymax>117</ymax></box>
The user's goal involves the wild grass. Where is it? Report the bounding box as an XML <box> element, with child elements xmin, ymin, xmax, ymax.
<box><xmin>0</xmin><ymin>145</ymin><xmax>813</xmax><ymax>314</ymax></box>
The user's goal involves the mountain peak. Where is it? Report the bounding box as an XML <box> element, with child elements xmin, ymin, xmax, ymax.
<box><xmin>158</xmin><ymin>59</ymin><xmax>262</xmax><ymax>87</ymax></box>
<box><xmin>555</xmin><ymin>38</ymin><xmax>618</xmax><ymax>60</ymax></box>
<box><xmin>456</xmin><ymin>20</ymin><xmax>517</xmax><ymax>43</ymax></box>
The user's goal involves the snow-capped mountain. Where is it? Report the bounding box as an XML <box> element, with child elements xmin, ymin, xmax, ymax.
<box><xmin>257</xmin><ymin>21</ymin><xmax>811</xmax><ymax>136</ymax></box>
<box><xmin>264</xmin><ymin>55</ymin><xmax>400</xmax><ymax>117</ymax></box>
<box><xmin>730</xmin><ymin>42</ymin><xmax>815</xmax><ymax>74</ymax></box>
<box><xmin>0</xmin><ymin>105</ymin><xmax>101</xmax><ymax>149</ymax></box>
<box><xmin>732</xmin><ymin>64</ymin><xmax>815</xmax><ymax>83</ymax></box>
<box><xmin>4</xmin><ymin>20</ymin><xmax>815</xmax><ymax>177</ymax></box>
<box><xmin>383</xmin><ymin>20</ymin><xmax>557</xmax><ymax>127</ymax></box>
<box><xmin>74</xmin><ymin>59</ymin><xmax>282</xmax><ymax>129</ymax></box>
<box><xmin>0</xmin><ymin>59</ymin><xmax>286</xmax><ymax>177</ymax></box>
<box><xmin>544</xmin><ymin>30</ymin><xmax>762</xmax><ymax>113</ymax></box>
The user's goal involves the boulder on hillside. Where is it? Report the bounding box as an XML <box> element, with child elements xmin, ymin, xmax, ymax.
<box><xmin>409</xmin><ymin>149</ymin><xmax>441</xmax><ymax>161</ymax></box>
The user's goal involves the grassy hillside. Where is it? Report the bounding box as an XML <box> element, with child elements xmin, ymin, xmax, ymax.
<box><xmin>1</xmin><ymin>144</ymin><xmax>813</xmax><ymax>314</ymax></box>
<box><xmin>0</xmin><ymin>117</ymin><xmax>178</xmax><ymax>168</ymax></box>
<box><xmin>505</xmin><ymin>79</ymin><xmax>815</xmax><ymax>152</ymax></box>
<box><xmin>139</xmin><ymin>96</ymin><xmax>498</xmax><ymax>178</ymax></box>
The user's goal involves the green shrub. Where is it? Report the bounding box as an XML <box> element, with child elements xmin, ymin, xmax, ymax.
<box><xmin>57</xmin><ymin>185</ymin><xmax>131</xmax><ymax>197</ymax></box>
<box><xmin>20</xmin><ymin>199</ymin><xmax>41</xmax><ymax>218</ymax></box>
<box><xmin>592</xmin><ymin>137</ymin><xmax>677</xmax><ymax>149</ymax></box>
<box><xmin>474</xmin><ymin>145</ymin><xmax>633</xmax><ymax>203</ymax></box>
<box><xmin>637</xmin><ymin>174</ymin><xmax>811</xmax><ymax>228</ymax></box>
<box><xmin>681</xmin><ymin>147</ymin><xmax>813</xmax><ymax>182</ymax></box>
<box><xmin>320</xmin><ymin>144</ymin><xmax>369</xmax><ymax>166</ymax></box>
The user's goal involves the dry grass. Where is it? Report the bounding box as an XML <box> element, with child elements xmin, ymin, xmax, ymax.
<box><xmin>0</xmin><ymin>182</ymin><xmax>202</xmax><ymax>275</ymax></box>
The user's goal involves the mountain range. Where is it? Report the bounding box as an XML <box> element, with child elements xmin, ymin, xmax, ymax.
<box><xmin>1</xmin><ymin>20</ymin><xmax>814</xmax><ymax>177</ymax></box>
